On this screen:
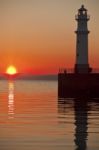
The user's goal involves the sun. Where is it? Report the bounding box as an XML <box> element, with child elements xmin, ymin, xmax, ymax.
<box><xmin>6</xmin><ymin>66</ymin><xmax>17</xmax><ymax>75</ymax></box>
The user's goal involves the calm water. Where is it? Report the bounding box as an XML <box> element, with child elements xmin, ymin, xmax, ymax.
<box><xmin>0</xmin><ymin>80</ymin><xmax>99</xmax><ymax>150</ymax></box>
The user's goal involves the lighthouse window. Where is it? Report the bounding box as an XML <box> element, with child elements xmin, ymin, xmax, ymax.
<box><xmin>83</xmin><ymin>11</ymin><xmax>86</xmax><ymax>15</ymax></box>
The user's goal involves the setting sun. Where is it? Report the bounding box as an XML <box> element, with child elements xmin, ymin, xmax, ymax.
<box><xmin>6</xmin><ymin>66</ymin><xmax>17</xmax><ymax>75</ymax></box>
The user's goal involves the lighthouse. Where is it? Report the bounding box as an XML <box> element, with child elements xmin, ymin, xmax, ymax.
<box><xmin>75</xmin><ymin>5</ymin><xmax>91</xmax><ymax>73</ymax></box>
<box><xmin>58</xmin><ymin>5</ymin><xmax>99</xmax><ymax>98</ymax></box>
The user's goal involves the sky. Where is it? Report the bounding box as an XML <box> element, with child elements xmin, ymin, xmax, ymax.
<box><xmin>0</xmin><ymin>0</ymin><xmax>99</xmax><ymax>74</ymax></box>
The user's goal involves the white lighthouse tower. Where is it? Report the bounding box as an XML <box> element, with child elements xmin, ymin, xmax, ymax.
<box><xmin>75</xmin><ymin>5</ymin><xmax>91</xmax><ymax>73</ymax></box>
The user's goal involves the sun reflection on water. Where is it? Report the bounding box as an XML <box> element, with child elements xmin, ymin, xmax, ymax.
<box><xmin>8</xmin><ymin>81</ymin><xmax>14</xmax><ymax>119</ymax></box>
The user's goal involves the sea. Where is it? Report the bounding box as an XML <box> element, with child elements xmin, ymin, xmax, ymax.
<box><xmin>0</xmin><ymin>80</ymin><xmax>99</xmax><ymax>150</ymax></box>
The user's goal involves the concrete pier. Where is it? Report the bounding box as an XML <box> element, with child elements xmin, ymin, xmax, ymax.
<box><xmin>58</xmin><ymin>72</ymin><xmax>99</xmax><ymax>98</ymax></box>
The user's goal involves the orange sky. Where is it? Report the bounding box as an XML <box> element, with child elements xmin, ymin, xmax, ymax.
<box><xmin>0</xmin><ymin>0</ymin><xmax>99</xmax><ymax>74</ymax></box>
